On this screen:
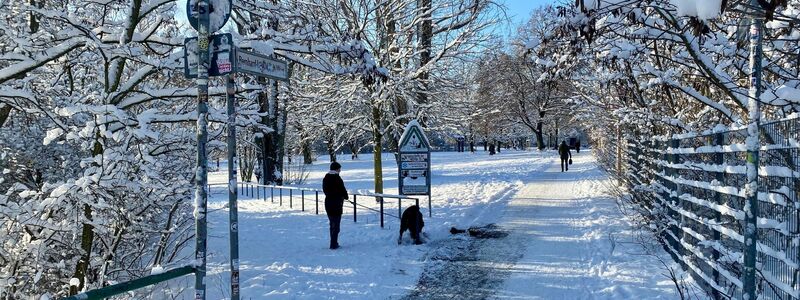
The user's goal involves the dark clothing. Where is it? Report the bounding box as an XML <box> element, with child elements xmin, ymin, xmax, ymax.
<box><xmin>558</xmin><ymin>143</ymin><xmax>572</xmax><ymax>172</ymax></box>
<box><xmin>323</xmin><ymin>172</ymin><xmax>348</xmax><ymax>215</ymax></box>
<box><xmin>558</xmin><ymin>143</ymin><xmax>571</xmax><ymax>159</ymax></box>
<box><xmin>327</xmin><ymin>214</ymin><xmax>341</xmax><ymax>248</ymax></box>
<box><xmin>399</xmin><ymin>205</ymin><xmax>425</xmax><ymax>245</ymax></box>
<box><xmin>575</xmin><ymin>141</ymin><xmax>581</xmax><ymax>153</ymax></box>
<box><xmin>323</xmin><ymin>172</ymin><xmax>348</xmax><ymax>248</ymax></box>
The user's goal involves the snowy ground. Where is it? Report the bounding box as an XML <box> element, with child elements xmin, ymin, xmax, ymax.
<box><xmin>167</xmin><ymin>150</ymin><xmax>683</xmax><ymax>299</ymax></box>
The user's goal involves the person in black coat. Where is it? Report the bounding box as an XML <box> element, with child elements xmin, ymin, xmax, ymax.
<box><xmin>558</xmin><ymin>141</ymin><xmax>572</xmax><ymax>172</ymax></box>
<box><xmin>323</xmin><ymin>162</ymin><xmax>348</xmax><ymax>249</ymax></box>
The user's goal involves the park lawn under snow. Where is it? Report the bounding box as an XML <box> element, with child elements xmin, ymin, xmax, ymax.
<box><xmin>160</xmin><ymin>150</ymin><xmax>684</xmax><ymax>299</ymax></box>
<box><xmin>198</xmin><ymin>150</ymin><xmax>543</xmax><ymax>299</ymax></box>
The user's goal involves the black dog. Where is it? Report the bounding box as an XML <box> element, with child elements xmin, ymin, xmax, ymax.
<box><xmin>398</xmin><ymin>205</ymin><xmax>424</xmax><ymax>245</ymax></box>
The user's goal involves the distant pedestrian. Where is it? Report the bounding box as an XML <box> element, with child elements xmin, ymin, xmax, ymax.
<box><xmin>323</xmin><ymin>162</ymin><xmax>349</xmax><ymax>249</ymax></box>
<box><xmin>558</xmin><ymin>141</ymin><xmax>572</xmax><ymax>172</ymax></box>
<box><xmin>575</xmin><ymin>140</ymin><xmax>581</xmax><ymax>153</ymax></box>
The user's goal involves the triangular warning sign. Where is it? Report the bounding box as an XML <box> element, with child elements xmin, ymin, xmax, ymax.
<box><xmin>399</xmin><ymin>120</ymin><xmax>430</xmax><ymax>153</ymax></box>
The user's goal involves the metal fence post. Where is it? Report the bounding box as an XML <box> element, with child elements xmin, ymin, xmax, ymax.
<box><xmin>315</xmin><ymin>191</ymin><xmax>319</xmax><ymax>215</ymax></box>
<box><xmin>428</xmin><ymin>195</ymin><xmax>432</xmax><ymax>218</ymax></box>
<box><xmin>289</xmin><ymin>189</ymin><xmax>293</xmax><ymax>209</ymax></box>
<box><xmin>670</xmin><ymin>138</ymin><xmax>683</xmax><ymax>258</ymax></box>
<box><xmin>280</xmin><ymin>189</ymin><xmax>283</xmax><ymax>206</ymax></box>
<box><xmin>271</xmin><ymin>187</ymin><xmax>274</xmax><ymax>203</ymax></box>
<box><xmin>712</xmin><ymin>132</ymin><xmax>725</xmax><ymax>299</ymax></box>
<box><xmin>301</xmin><ymin>190</ymin><xmax>305</xmax><ymax>212</ymax></box>
<box><xmin>743</xmin><ymin>4</ymin><xmax>763</xmax><ymax>296</ymax></box>
<box><xmin>353</xmin><ymin>195</ymin><xmax>357</xmax><ymax>222</ymax></box>
<box><xmin>380</xmin><ymin>197</ymin><xmax>384</xmax><ymax>228</ymax></box>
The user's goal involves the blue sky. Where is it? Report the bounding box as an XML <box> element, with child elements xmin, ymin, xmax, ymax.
<box><xmin>498</xmin><ymin>0</ymin><xmax>558</xmax><ymax>37</ymax></box>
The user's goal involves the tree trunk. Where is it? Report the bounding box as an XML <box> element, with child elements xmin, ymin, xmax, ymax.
<box><xmin>416</xmin><ymin>0</ymin><xmax>432</xmax><ymax>126</ymax></box>
<box><xmin>535</xmin><ymin>120</ymin><xmax>545</xmax><ymax>150</ymax></box>
<box><xmin>71</xmin><ymin>136</ymin><xmax>103</xmax><ymax>294</ymax></box>
<box><xmin>302</xmin><ymin>140</ymin><xmax>313</xmax><ymax>164</ymax></box>
<box><xmin>327</xmin><ymin>137</ymin><xmax>336</xmax><ymax>163</ymax></box>
<box><xmin>0</xmin><ymin>104</ymin><xmax>11</xmax><ymax>128</ymax></box>
<box><xmin>385</xmin><ymin>4</ymin><xmax>407</xmax><ymax>161</ymax></box>
<box><xmin>350</xmin><ymin>143</ymin><xmax>359</xmax><ymax>160</ymax></box>
<box><xmin>371</xmin><ymin>102</ymin><xmax>384</xmax><ymax>195</ymax></box>
<box><xmin>273</xmin><ymin>77</ymin><xmax>287</xmax><ymax>185</ymax></box>
<box><xmin>256</xmin><ymin>76</ymin><xmax>272</xmax><ymax>184</ymax></box>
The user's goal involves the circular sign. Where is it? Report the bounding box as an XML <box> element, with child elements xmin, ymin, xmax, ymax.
<box><xmin>186</xmin><ymin>0</ymin><xmax>232</xmax><ymax>33</ymax></box>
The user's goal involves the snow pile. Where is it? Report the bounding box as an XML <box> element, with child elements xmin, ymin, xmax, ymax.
<box><xmin>670</xmin><ymin>0</ymin><xmax>723</xmax><ymax>19</ymax></box>
<box><xmin>150</xmin><ymin>265</ymin><xmax>165</xmax><ymax>275</ymax></box>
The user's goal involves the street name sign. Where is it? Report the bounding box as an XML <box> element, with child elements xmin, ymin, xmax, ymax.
<box><xmin>235</xmin><ymin>49</ymin><xmax>289</xmax><ymax>81</ymax></box>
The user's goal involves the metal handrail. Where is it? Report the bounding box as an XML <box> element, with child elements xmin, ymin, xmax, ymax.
<box><xmin>209</xmin><ymin>182</ymin><xmax>424</xmax><ymax>228</ymax></box>
<box><xmin>208</xmin><ymin>182</ymin><xmax>418</xmax><ymax>200</ymax></box>
<box><xmin>61</xmin><ymin>265</ymin><xmax>196</xmax><ymax>300</ymax></box>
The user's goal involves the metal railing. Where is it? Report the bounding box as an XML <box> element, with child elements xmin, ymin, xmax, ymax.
<box><xmin>62</xmin><ymin>265</ymin><xmax>195</xmax><ymax>300</ymax></box>
<box><xmin>625</xmin><ymin>116</ymin><xmax>800</xmax><ymax>300</ymax></box>
<box><xmin>208</xmin><ymin>182</ymin><xmax>426</xmax><ymax>228</ymax></box>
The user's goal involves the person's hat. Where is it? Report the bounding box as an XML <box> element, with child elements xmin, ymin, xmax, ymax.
<box><xmin>330</xmin><ymin>162</ymin><xmax>342</xmax><ymax>170</ymax></box>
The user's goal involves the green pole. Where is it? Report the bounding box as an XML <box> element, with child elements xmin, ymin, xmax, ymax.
<box><xmin>743</xmin><ymin>1</ymin><xmax>763</xmax><ymax>297</ymax></box>
<box><xmin>61</xmin><ymin>266</ymin><xmax>195</xmax><ymax>300</ymax></box>
<box><xmin>226</xmin><ymin>73</ymin><xmax>241</xmax><ymax>299</ymax></box>
<box><xmin>194</xmin><ymin>1</ymin><xmax>210</xmax><ymax>299</ymax></box>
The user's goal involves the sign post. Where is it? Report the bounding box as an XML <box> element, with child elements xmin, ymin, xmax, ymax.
<box><xmin>226</xmin><ymin>74</ymin><xmax>240</xmax><ymax>299</ymax></box>
<box><xmin>398</xmin><ymin>120</ymin><xmax>432</xmax><ymax>217</ymax></box>
<box><xmin>184</xmin><ymin>0</ymin><xmax>231</xmax><ymax>299</ymax></box>
<box><xmin>192</xmin><ymin>0</ymin><xmax>210</xmax><ymax>299</ymax></box>
<box><xmin>182</xmin><ymin>1</ymin><xmax>288</xmax><ymax>299</ymax></box>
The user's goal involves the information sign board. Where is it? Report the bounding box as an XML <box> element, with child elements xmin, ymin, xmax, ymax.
<box><xmin>184</xmin><ymin>33</ymin><xmax>234</xmax><ymax>78</ymax></box>
<box><xmin>398</xmin><ymin>120</ymin><xmax>431</xmax><ymax>196</ymax></box>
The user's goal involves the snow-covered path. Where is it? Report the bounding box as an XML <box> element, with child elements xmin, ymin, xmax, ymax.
<box><xmin>493</xmin><ymin>152</ymin><xmax>680</xmax><ymax>299</ymax></box>
<box><xmin>398</xmin><ymin>152</ymin><xmax>681</xmax><ymax>299</ymax></box>
<box><xmin>181</xmin><ymin>150</ymin><xmax>682</xmax><ymax>299</ymax></box>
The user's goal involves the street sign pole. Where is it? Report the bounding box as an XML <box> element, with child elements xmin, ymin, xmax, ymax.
<box><xmin>226</xmin><ymin>74</ymin><xmax>241</xmax><ymax>300</ymax></box>
<box><xmin>193</xmin><ymin>0</ymin><xmax>210</xmax><ymax>299</ymax></box>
